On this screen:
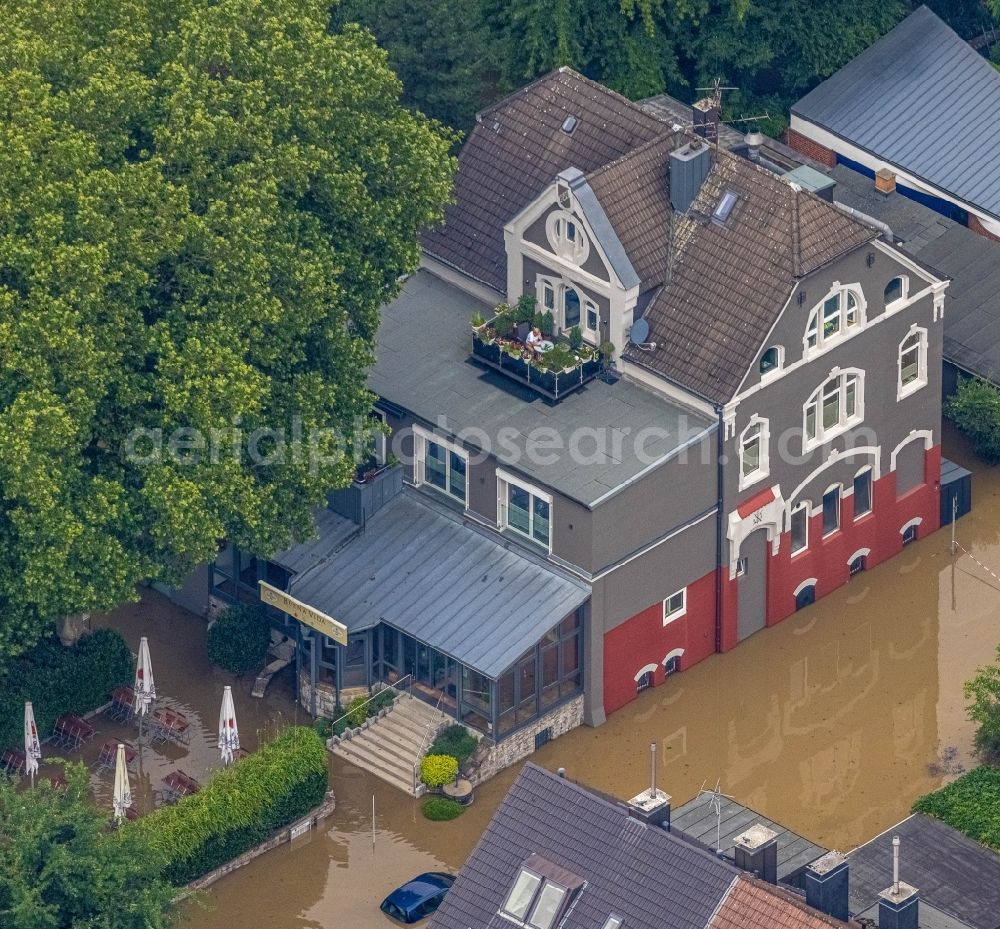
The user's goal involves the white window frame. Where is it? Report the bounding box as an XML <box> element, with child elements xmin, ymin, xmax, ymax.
<box><xmin>584</xmin><ymin>299</ymin><xmax>599</xmax><ymax>339</ymax></box>
<box><xmin>821</xmin><ymin>484</ymin><xmax>842</xmax><ymax>538</ymax></box>
<box><xmin>897</xmin><ymin>326</ymin><xmax>928</xmax><ymax>401</ymax></box>
<box><xmin>759</xmin><ymin>345</ymin><xmax>784</xmax><ymax>380</ymax></box>
<box><xmin>803</xmin><ymin>368</ymin><xmax>865</xmax><ymax>451</ymax></box>
<box><xmin>662</xmin><ymin>588</ymin><xmax>687</xmax><ymax>626</ymax></box>
<box><xmin>884</xmin><ymin>274</ymin><xmax>910</xmax><ymax>312</ymax></box>
<box><xmin>853</xmin><ymin>466</ymin><xmax>873</xmax><ymax>520</ymax></box>
<box><xmin>537</xmin><ymin>276</ymin><xmax>557</xmax><ymax>315</ymax></box>
<box><xmin>545</xmin><ymin>210</ymin><xmax>589</xmax><ymax>264</ymax></box>
<box><xmin>790</xmin><ymin>501</ymin><xmax>810</xmax><ymax>555</ymax></box>
<box><xmin>803</xmin><ymin>284</ymin><xmax>866</xmax><ymax>358</ymax></box>
<box><xmin>738</xmin><ymin>416</ymin><xmax>770</xmax><ymax>489</ymax></box>
<box><xmin>413</xmin><ymin>424</ymin><xmax>469</xmax><ymax>508</ymax></box>
<box><xmin>497</xmin><ymin>469</ymin><xmax>553</xmax><ymax>553</ymax></box>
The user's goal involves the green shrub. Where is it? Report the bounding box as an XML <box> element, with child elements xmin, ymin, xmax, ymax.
<box><xmin>568</xmin><ymin>325</ymin><xmax>583</xmax><ymax>351</ymax></box>
<box><xmin>599</xmin><ymin>340</ymin><xmax>616</xmax><ymax>359</ymax></box>
<box><xmin>207</xmin><ymin>604</ymin><xmax>271</xmax><ymax>676</ymax></box>
<box><xmin>344</xmin><ymin>695</ymin><xmax>369</xmax><ymax>728</ymax></box>
<box><xmin>913</xmin><ymin>765</ymin><xmax>1000</xmax><ymax>853</ymax></box>
<box><xmin>370</xmin><ymin>688</ymin><xmax>396</xmax><ymax>713</ymax></box>
<box><xmin>945</xmin><ymin>376</ymin><xmax>1000</xmax><ymax>463</ymax></box>
<box><xmin>515</xmin><ymin>293</ymin><xmax>536</xmax><ymax>323</ymax></box>
<box><xmin>965</xmin><ymin>644</ymin><xmax>1000</xmax><ymax>762</ymax></box>
<box><xmin>422</xmin><ymin>797</ymin><xmax>464</xmax><ymax>821</ymax></box>
<box><xmin>312</xmin><ymin>717</ymin><xmax>333</xmax><ymax>740</ymax></box>
<box><xmin>133</xmin><ymin>726</ymin><xmax>328</xmax><ymax>884</ymax></box>
<box><xmin>470</xmin><ymin>310</ymin><xmax>485</xmax><ymax>329</ymax></box>
<box><xmin>532</xmin><ymin>311</ymin><xmax>544</xmax><ymax>331</ymax></box>
<box><xmin>420</xmin><ymin>754</ymin><xmax>458</xmax><ymax>788</ymax></box>
<box><xmin>541</xmin><ymin>311</ymin><xmax>554</xmax><ymax>337</ymax></box>
<box><xmin>428</xmin><ymin>725</ymin><xmax>477</xmax><ymax>766</ymax></box>
<box><xmin>0</xmin><ymin>629</ymin><xmax>132</xmax><ymax>750</ymax></box>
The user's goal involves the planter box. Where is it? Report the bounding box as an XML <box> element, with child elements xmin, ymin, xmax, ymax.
<box><xmin>471</xmin><ymin>333</ymin><xmax>602</xmax><ymax>402</ymax></box>
<box><xmin>328</xmin><ymin>463</ymin><xmax>403</xmax><ymax>525</ymax></box>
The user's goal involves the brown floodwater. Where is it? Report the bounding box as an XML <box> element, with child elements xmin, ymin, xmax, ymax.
<box><xmin>163</xmin><ymin>424</ymin><xmax>1000</xmax><ymax>929</ymax></box>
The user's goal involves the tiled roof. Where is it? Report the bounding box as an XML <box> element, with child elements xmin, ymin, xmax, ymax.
<box><xmin>430</xmin><ymin>763</ymin><xmax>741</xmax><ymax>929</ymax></box>
<box><xmin>710</xmin><ymin>878</ymin><xmax>861</xmax><ymax>929</ymax></box>
<box><xmin>792</xmin><ymin>5</ymin><xmax>1000</xmax><ymax>221</ymax></box>
<box><xmin>422</xmin><ymin>68</ymin><xmax>666</xmax><ymax>291</ymax></box>
<box><xmin>623</xmin><ymin>150</ymin><xmax>876</xmax><ymax>403</ymax></box>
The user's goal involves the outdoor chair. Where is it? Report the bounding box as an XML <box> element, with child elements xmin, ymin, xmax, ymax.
<box><xmin>0</xmin><ymin>747</ymin><xmax>26</xmax><ymax>776</ymax></box>
<box><xmin>160</xmin><ymin>770</ymin><xmax>200</xmax><ymax>804</ymax></box>
<box><xmin>96</xmin><ymin>739</ymin><xmax>137</xmax><ymax>771</ymax></box>
<box><xmin>148</xmin><ymin>707</ymin><xmax>190</xmax><ymax>745</ymax></box>
<box><xmin>51</xmin><ymin>714</ymin><xmax>95</xmax><ymax>751</ymax></box>
<box><xmin>106</xmin><ymin>685</ymin><xmax>136</xmax><ymax>723</ymax></box>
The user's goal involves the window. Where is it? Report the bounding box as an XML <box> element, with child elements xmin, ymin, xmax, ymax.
<box><xmin>712</xmin><ymin>190</ymin><xmax>738</xmax><ymax>223</ymax></box>
<box><xmin>760</xmin><ymin>346</ymin><xmax>782</xmax><ymax>376</ymax></box>
<box><xmin>503</xmin><ymin>858</ymin><xmax>582</xmax><ymax>929</ymax></box>
<box><xmin>663</xmin><ymin>589</ymin><xmax>686</xmax><ymax>625</ymax></box>
<box><xmin>498</xmin><ymin>471</ymin><xmax>552</xmax><ymax>550</ymax></box>
<box><xmin>542</xmin><ymin>281</ymin><xmax>555</xmax><ymax>311</ymax></box>
<box><xmin>898</xmin><ymin>329</ymin><xmax>927</xmax><ymax>399</ymax></box>
<box><xmin>804</xmin><ymin>370</ymin><xmax>864</xmax><ymax>448</ymax></box>
<box><xmin>822</xmin><ymin>486</ymin><xmax>841</xmax><ymax>536</ymax></box>
<box><xmin>853</xmin><ymin>469</ymin><xmax>872</xmax><ymax>519</ymax></box>
<box><xmin>547</xmin><ymin>210</ymin><xmax>589</xmax><ymax>263</ymax></box>
<box><xmin>790</xmin><ymin>503</ymin><xmax>809</xmax><ymax>554</ymax></box>
<box><xmin>664</xmin><ymin>654</ymin><xmax>681</xmax><ymax>675</ymax></box>
<box><xmin>528</xmin><ymin>883</ymin><xmax>567</xmax><ymax>929</ymax></box>
<box><xmin>739</xmin><ymin>418</ymin><xmax>769</xmax><ymax>487</ymax></box>
<box><xmin>735</xmin><ymin>557</ymin><xmax>748</xmax><ymax>577</ymax></box>
<box><xmin>414</xmin><ymin>427</ymin><xmax>468</xmax><ymax>505</ymax></box>
<box><xmin>636</xmin><ymin>670</ymin><xmax>654</xmax><ymax>692</ymax></box>
<box><xmin>603</xmin><ymin>917</ymin><xmax>623</xmax><ymax>929</ymax></box>
<box><xmin>504</xmin><ymin>870</ymin><xmax>542</xmax><ymax>920</ymax></box>
<box><xmin>795</xmin><ymin>583</ymin><xmax>816</xmax><ymax>611</ymax></box>
<box><xmin>884</xmin><ymin>275</ymin><xmax>908</xmax><ymax>307</ymax></box>
<box><xmin>805</xmin><ymin>286</ymin><xmax>864</xmax><ymax>353</ymax></box>
<box><xmin>585</xmin><ymin>301</ymin><xmax>598</xmax><ymax>332</ymax></box>
<box><xmin>902</xmin><ymin>523</ymin><xmax>918</xmax><ymax>546</ymax></box>
<box><xmin>849</xmin><ymin>555</ymin><xmax>866</xmax><ymax>577</ymax></box>
<box><xmin>564</xmin><ymin>288</ymin><xmax>581</xmax><ymax>328</ymax></box>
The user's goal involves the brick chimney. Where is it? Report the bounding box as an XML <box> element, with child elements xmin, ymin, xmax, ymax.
<box><xmin>733</xmin><ymin>824</ymin><xmax>778</xmax><ymax>884</ymax></box>
<box><xmin>875</xmin><ymin>168</ymin><xmax>897</xmax><ymax>196</ymax></box>
<box><xmin>692</xmin><ymin>97</ymin><xmax>720</xmax><ymax>142</ymax></box>
<box><xmin>804</xmin><ymin>851</ymin><xmax>850</xmax><ymax>921</ymax></box>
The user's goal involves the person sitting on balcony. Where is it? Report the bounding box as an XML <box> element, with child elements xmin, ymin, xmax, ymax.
<box><xmin>525</xmin><ymin>327</ymin><xmax>544</xmax><ymax>357</ymax></box>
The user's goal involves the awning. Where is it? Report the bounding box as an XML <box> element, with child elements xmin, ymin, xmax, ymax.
<box><xmin>287</xmin><ymin>490</ymin><xmax>590</xmax><ymax>678</ymax></box>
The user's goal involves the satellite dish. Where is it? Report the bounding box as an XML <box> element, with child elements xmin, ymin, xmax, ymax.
<box><xmin>630</xmin><ymin>318</ymin><xmax>650</xmax><ymax>345</ymax></box>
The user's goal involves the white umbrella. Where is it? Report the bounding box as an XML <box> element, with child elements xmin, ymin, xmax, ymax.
<box><xmin>133</xmin><ymin>636</ymin><xmax>156</xmax><ymax>718</ymax></box>
<box><xmin>112</xmin><ymin>743</ymin><xmax>132</xmax><ymax>824</ymax></box>
<box><xmin>23</xmin><ymin>702</ymin><xmax>41</xmax><ymax>787</ymax></box>
<box><xmin>218</xmin><ymin>685</ymin><xmax>240</xmax><ymax>765</ymax></box>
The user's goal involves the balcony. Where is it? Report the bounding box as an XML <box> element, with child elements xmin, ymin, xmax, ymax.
<box><xmin>470</xmin><ymin>307</ymin><xmax>607</xmax><ymax>402</ymax></box>
<box><xmin>328</xmin><ymin>461</ymin><xmax>403</xmax><ymax>525</ymax></box>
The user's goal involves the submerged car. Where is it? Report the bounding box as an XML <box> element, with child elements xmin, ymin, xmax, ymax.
<box><xmin>380</xmin><ymin>872</ymin><xmax>456</xmax><ymax>924</ymax></box>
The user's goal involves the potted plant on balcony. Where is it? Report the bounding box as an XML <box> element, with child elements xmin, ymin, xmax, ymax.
<box><xmin>470</xmin><ymin>310</ymin><xmax>486</xmax><ymax>333</ymax></box>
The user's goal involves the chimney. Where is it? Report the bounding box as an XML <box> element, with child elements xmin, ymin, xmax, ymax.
<box><xmin>733</xmin><ymin>824</ymin><xmax>778</xmax><ymax>884</ymax></box>
<box><xmin>627</xmin><ymin>742</ymin><xmax>671</xmax><ymax>829</ymax></box>
<box><xmin>878</xmin><ymin>836</ymin><xmax>918</xmax><ymax>929</ymax></box>
<box><xmin>692</xmin><ymin>97</ymin><xmax>720</xmax><ymax>142</ymax></box>
<box><xmin>875</xmin><ymin>168</ymin><xmax>897</xmax><ymax>196</ymax></box>
<box><xmin>804</xmin><ymin>851</ymin><xmax>850</xmax><ymax>921</ymax></box>
<box><xmin>669</xmin><ymin>140</ymin><xmax>712</xmax><ymax>214</ymax></box>
<box><xmin>745</xmin><ymin>130</ymin><xmax>764</xmax><ymax>162</ymax></box>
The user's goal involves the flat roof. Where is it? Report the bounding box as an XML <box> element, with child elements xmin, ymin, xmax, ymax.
<box><xmin>370</xmin><ymin>269</ymin><xmax>716</xmax><ymax>507</ymax></box>
<box><xmin>287</xmin><ymin>489</ymin><xmax>589</xmax><ymax>677</ymax></box>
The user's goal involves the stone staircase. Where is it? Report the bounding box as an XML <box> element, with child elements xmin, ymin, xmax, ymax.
<box><xmin>329</xmin><ymin>695</ymin><xmax>452</xmax><ymax>796</ymax></box>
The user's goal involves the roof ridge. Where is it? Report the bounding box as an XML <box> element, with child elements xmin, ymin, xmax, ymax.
<box><xmin>585</xmin><ymin>129</ymin><xmax>682</xmax><ymax>185</ymax></box>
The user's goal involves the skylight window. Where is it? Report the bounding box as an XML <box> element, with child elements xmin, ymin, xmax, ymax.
<box><xmin>561</xmin><ymin>114</ymin><xmax>579</xmax><ymax>134</ymax></box>
<box><xmin>503</xmin><ymin>870</ymin><xmax>542</xmax><ymax>920</ymax></box>
<box><xmin>501</xmin><ymin>857</ymin><xmax>584</xmax><ymax>929</ymax></box>
<box><xmin>602</xmin><ymin>918</ymin><xmax>623</xmax><ymax>929</ymax></box>
<box><xmin>712</xmin><ymin>190</ymin><xmax>738</xmax><ymax>224</ymax></box>
<box><xmin>528</xmin><ymin>883</ymin><xmax>567</xmax><ymax>929</ymax></box>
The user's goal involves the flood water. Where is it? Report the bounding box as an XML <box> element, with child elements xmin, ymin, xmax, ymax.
<box><xmin>173</xmin><ymin>424</ymin><xmax>1000</xmax><ymax>929</ymax></box>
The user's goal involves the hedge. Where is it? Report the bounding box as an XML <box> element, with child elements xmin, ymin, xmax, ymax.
<box><xmin>428</xmin><ymin>725</ymin><xmax>477</xmax><ymax>766</ymax></box>
<box><xmin>132</xmin><ymin>726</ymin><xmax>328</xmax><ymax>884</ymax></box>
<box><xmin>207</xmin><ymin>604</ymin><xmax>271</xmax><ymax>676</ymax></box>
<box><xmin>422</xmin><ymin>797</ymin><xmax>464</xmax><ymax>821</ymax></box>
<box><xmin>420</xmin><ymin>754</ymin><xmax>458</xmax><ymax>788</ymax></box>
<box><xmin>0</xmin><ymin>629</ymin><xmax>133</xmax><ymax>750</ymax></box>
<box><xmin>912</xmin><ymin>765</ymin><xmax>1000</xmax><ymax>853</ymax></box>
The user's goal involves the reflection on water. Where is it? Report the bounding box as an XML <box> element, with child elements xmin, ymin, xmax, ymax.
<box><xmin>178</xmin><ymin>424</ymin><xmax>1000</xmax><ymax>928</ymax></box>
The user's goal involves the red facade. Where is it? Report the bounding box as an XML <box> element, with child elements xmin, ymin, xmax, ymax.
<box><xmin>602</xmin><ymin>446</ymin><xmax>941</xmax><ymax>717</ymax></box>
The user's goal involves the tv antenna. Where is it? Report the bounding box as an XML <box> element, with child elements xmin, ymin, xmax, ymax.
<box><xmin>695</xmin><ymin>78</ymin><xmax>737</xmax><ymax>111</ymax></box>
<box><xmin>697</xmin><ymin>779</ymin><xmax>735</xmax><ymax>854</ymax></box>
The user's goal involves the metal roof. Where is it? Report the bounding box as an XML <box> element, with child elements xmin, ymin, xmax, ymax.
<box><xmin>270</xmin><ymin>507</ymin><xmax>358</xmax><ymax>575</ymax></box>
<box><xmin>430</xmin><ymin>763</ymin><xmax>742</xmax><ymax>929</ymax></box>
<box><xmin>792</xmin><ymin>5</ymin><xmax>1000</xmax><ymax>221</ymax></box>
<box><xmin>371</xmin><ymin>269</ymin><xmax>716</xmax><ymax>507</ymax></box>
<box><xmin>671</xmin><ymin>794</ymin><xmax>827</xmax><ymax>882</ymax></box>
<box><xmin>287</xmin><ymin>490</ymin><xmax>589</xmax><ymax>677</ymax></box>
<box><xmin>830</xmin><ymin>164</ymin><xmax>1000</xmax><ymax>381</ymax></box>
<box><xmin>846</xmin><ymin>814</ymin><xmax>1000</xmax><ymax>929</ymax></box>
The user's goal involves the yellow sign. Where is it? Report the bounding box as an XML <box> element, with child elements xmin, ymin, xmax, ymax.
<box><xmin>258</xmin><ymin>581</ymin><xmax>348</xmax><ymax>646</ymax></box>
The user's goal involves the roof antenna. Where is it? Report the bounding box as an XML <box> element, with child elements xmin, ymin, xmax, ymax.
<box><xmin>697</xmin><ymin>779</ymin><xmax>735</xmax><ymax>854</ymax></box>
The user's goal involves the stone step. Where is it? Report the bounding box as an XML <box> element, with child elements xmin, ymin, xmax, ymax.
<box><xmin>378</xmin><ymin>709</ymin><xmax>436</xmax><ymax>744</ymax></box>
<box><xmin>333</xmin><ymin>740</ymin><xmax>415</xmax><ymax>792</ymax></box>
<box><xmin>367</xmin><ymin>717</ymin><xmax>426</xmax><ymax>756</ymax></box>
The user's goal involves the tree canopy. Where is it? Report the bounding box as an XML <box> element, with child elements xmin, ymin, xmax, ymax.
<box><xmin>0</xmin><ymin>0</ymin><xmax>455</xmax><ymax>661</ymax></box>
<box><xmin>0</xmin><ymin>765</ymin><xmax>175</xmax><ymax>928</ymax></box>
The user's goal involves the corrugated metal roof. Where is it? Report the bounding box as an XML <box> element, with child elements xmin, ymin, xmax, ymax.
<box><xmin>287</xmin><ymin>490</ymin><xmax>589</xmax><ymax>677</ymax></box>
<box><xmin>792</xmin><ymin>5</ymin><xmax>1000</xmax><ymax>221</ymax></box>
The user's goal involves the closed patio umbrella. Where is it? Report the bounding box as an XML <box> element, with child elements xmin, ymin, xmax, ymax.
<box><xmin>133</xmin><ymin>637</ymin><xmax>156</xmax><ymax>743</ymax></box>
<box><xmin>112</xmin><ymin>743</ymin><xmax>132</xmax><ymax>824</ymax></box>
<box><xmin>24</xmin><ymin>702</ymin><xmax>41</xmax><ymax>787</ymax></box>
<box><xmin>218</xmin><ymin>685</ymin><xmax>240</xmax><ymax>765</ymax></box>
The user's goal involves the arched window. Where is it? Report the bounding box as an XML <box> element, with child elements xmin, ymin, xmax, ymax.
<box><xmin>564</xmin><ymin>288</ymin><xmax>581</xmax><ymax>328</ymax></box>
<box><xmin>739</xmin><ymin>417</ymin><xmax>769</xmax><ymax>488</ymax></box>
<box><xmin>759</xmin><ymin>346</ymin><xmax>783</xmax><ymax>377</ymax></box>
<box><xmin>803</xmin><ymin>370</ymin><xmax>864</xmax><ymax>449</ymax></box>
<box><xmin>898</xmin><ymin>328</ymin><xmax>928</xmax><ymax>399</ymax></box>
<box><xmin>849</xmin><ymin>554</ymin><xmax>866</xmax><ymax>576</ymax></box>
<box><xmin>795</xmin><ymin>583</ymin><xmax>816</xmax><ymax>611</ymax></box>
<box><xmin>805</xmin><ymin>286</ymin><xmax>864</xmax><ymax>354</ymax></box>
<box><xmin>884</xmin><ymin>275</ymin><xmax>908</xmax><ymax>308</ymax></box>
<box><xmin>636</xmin><ymin>670</ymin><xmax>654</xmax><ymax>692</ymax></box>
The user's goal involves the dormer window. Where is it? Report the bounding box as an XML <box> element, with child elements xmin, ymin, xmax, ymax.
<box><xmin>804</xmin><ymin>285</ymin><xmax>865</xmax><ymax>355</ymax></box>
<box><xmin>546</xmin><ymin>210</ymin><xmax>589</xmax><ymax>263</ymax></box>
<box><xmin>501</xmin><ymin>855</ymin><xmax>583</xmax><ymax>929</ymax></box>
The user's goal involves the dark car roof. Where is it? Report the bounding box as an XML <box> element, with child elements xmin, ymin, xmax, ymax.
<box><xmin>386</xmin><ymin>873</ymin><xmax>454</xmax><ymax>909</ymax></box>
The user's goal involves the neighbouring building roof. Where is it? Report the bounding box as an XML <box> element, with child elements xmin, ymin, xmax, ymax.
<box><xmin>286</xmin><ymin>490</ymin><xmax>589</xmax><ymax>677</ymax></box>
<box><xmin>846</xmin><ymin>814</ymin><xmax>1000</xmax><ymax>929</ymax></box>
<box><xmin>623</xmin><ymin>150</ymin><xmax>877</xmax><ymax>403</ymax></box>
<box><xmin>430</xmin><ymin>763</ymin><xmax>742</xmax><ymax>929</ymax></box>
<box><xmin>671</xmin><ymin>793</ymin><xmax>827</xmax><ymax>882</ymax></box>
<box><xmin>422</xmin><ymin>68</ymin><xmax>666</xmax><ymax>291</ymax></box>
<box><xmin>710</xmin><ymin>877</ymin><xmax>860</xmax><ymax>929</ymax></box>
<box><xmin>830</xmin><ymin>164</ymin><xmax>1000</xmax><ymax>380</ymax></box>
<box><xmin>791</xmin><ymin>5</ymin><xmax>1000</xmax><ymax>222</ymax></box>
<box><xmin>271</xmin><ymin>507</ymin><xmax>358</xmax><ymax>575</ymax></box>
<box><xmin>371</xmin><ymin>268</ymin><xmax>716</xmax><ymax>507</ymax></box>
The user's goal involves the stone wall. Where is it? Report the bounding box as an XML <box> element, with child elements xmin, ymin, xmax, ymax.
<box><xmin>297</xmin><ymin>670</ymin><xmax>371</xmax><ymax>718</ymax></box>
<box><xmin>471</xmin><ymin>696</ymin><xmax>584</xmax><ymax>785</ymax></box>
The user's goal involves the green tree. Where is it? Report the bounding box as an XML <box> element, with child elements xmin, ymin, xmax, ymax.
<box><xmin>945</xmin><ymin>376</ymin><xmax>1000</xmax><ymax>464</ymax></box>
<box><xmin>0</xmin><ymin>764</ymin><xmax>175</xmax><ymax>928</ymax></box>
<box><xmin>965</xmin><ymin>644</ymin><xmax>1000</xmax><ymax>762</ymax></box>
<box><xmin>0</xmin><ymin>0</ymin><xmax>455</xmax><ymax>662</ymax></box>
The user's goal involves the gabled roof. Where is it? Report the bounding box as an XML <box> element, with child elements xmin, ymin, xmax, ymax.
<box><xmin>422</xmin><ymin>68</ymin><xmax>666</xmax><ymax>291</ymax></box>
<box><xmin>792</xmin><ymin>5</ymin><xmax>1000</xmax><ymax>221</ymax></box>
<box><xmin>429</xmin><ymin>763</ymin><xmax>741</xmax><ymax>929</ymax></box>
<box><xmin>623</xmin><ymin>149</ymin><xmax>877</xmax><ymax>403</ymax></box>
<box><xmin>710</xmin><ymin>877</ymin><xmax>861</xmax><ymax>929</ymax></box>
